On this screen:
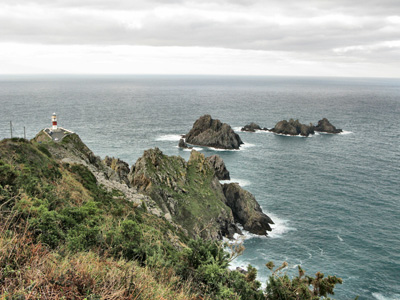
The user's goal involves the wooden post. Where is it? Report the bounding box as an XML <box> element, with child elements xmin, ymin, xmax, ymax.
<box><xmin>10</xmin><ymin>121</ymin><xmax>12</xmax><ymax>138</ymax></box>
<box><xmin>24</xmin><ymin>126</ymin><xmax>26</xmax><ymax>139</ymax></box>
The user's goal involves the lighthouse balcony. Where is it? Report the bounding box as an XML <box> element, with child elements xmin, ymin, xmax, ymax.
<box><xmin>43</xmin><ymin>127</ymin><xmax>74</xmax><ymax>142</ymax></box>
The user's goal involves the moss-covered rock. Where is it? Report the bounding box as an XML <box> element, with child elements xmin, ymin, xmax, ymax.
<box><xmin>131</xmin><ymin>148</ymin><xmax>240</xmax><ymax>239</ymax></box>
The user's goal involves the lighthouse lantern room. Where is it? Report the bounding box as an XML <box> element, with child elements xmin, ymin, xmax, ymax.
<box><xmin>52</xmin><ymin>113</ymin><xmax>58</xmax><ymax>130</ymax></box>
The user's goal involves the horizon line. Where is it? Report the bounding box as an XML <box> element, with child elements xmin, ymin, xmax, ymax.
<box><xmin>0</xmin><ymin>74</ymin><xmax>400</xmax><ymax>80</ymax></box>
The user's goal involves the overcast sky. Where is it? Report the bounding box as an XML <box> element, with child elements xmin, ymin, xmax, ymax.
<box><xmin>1</xmin><ymin>0</ymin><xmax>400</xmax><ymax>77</ymax></box>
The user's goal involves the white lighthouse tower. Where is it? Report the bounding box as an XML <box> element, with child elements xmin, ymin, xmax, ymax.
<box><xmin>52</xmin><ymin>113</ymin><xmax>58</xmax><ymax>130</ymax></box>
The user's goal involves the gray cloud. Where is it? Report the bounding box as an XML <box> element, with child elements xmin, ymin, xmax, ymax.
<box><xmin>1</xmin><ymin>0</ymin><xmax>400</xmax><ymax>71</ymax></box>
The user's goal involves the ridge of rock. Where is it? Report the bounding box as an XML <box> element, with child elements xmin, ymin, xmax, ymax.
<box><xmin>270</xmin><ymin>119</ymin><xmax>315</xmax><ymax>137</ymax></box>
<box><xmin>241</xmin><ymin>123</ymin><xmax>267</xmax><ymax>132</ymax></box>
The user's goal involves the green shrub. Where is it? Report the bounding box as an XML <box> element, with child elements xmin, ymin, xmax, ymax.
<box><xmin>265</xmin><ymin>262</ymin><xmax>342</xmax><ymax>300</ymax></box>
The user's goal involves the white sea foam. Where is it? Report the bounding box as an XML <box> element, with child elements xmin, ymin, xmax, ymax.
<box><xmin>220</xmin><ymin>178</ymin><xmax>251</xmax><ymax>187</ymax></box>
<box><xmin>273</xmin><ymin>132</ymin><xmax>308</xmax><ymax>138</ymax></box>
<box><xmin>240</xmin><ymin>142</ymin><xmax>255</xmax><ymax>149</ymax></box>
<box><xmin>182</xmin><ymin>147</ymin><xmax>203</xmax><ymax>152</ymax></box>
<box><xmin>340</xmin><ymin>130</ymin><xmax>353</xmax><ymax>135</ymax></box>
<box><xmin>233</xmin><ymin>126</ymin><xmax>243</xmax><ymax>132</ymax></box>
<box><xmin>156</xmin><ymin>134</ymin><xmax>182</xmax><ymax>141</ymax></box>
<box><xmin>372</xmin><ymin>293</ymin><xmax>400</xmax><ymax>300</ymax></box>
<box><xmin>207</xmin><ymin>146</ymin><xmax>240</xmax><ymax>152</ymax></box>
<box><xmin>255</xmin><ymin>129</ymin><xmax>272</xmax><ymax>133</ymax></box>
<box><xmin>224</xmin><ymin>213</ymin><xmax>295</xmax><ymax>242</ymax></box>
<box><xmin>268</xmin><ymin>213</ymin><xmax>296</xmax><ymax>238</ymax></box>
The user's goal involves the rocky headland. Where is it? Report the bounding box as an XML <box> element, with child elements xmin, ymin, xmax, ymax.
<box><xmin>183</xmin><ymin>114</ymin><xmax>243</xmax><ymax>149</ymax></box>
<box><xmin>132</xmin><ymin>148</ymin><xmax>273</xmax><ymax>239</ymax></box>
<box><xmin>33</xmin><ymin>130</ymin><xmax>272</xmax><ymax>240</ymax></box>
<box><xmin>0</xmin><ymin>128</ymin><xmax>342</xmax><ymax>300</ymax></box>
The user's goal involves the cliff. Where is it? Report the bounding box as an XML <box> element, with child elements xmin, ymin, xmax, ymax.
<box><xmin>30</xmin><ymin>130</ymin><xmax>273</xmax><ymax>240</ymax></box>
<box><xmin>131</xmin><ymin>148</ymin><xmax>273</xmax><ymax>239</ymax></box>
<box><xmin>0</xmin><ymin>133</ymin><xmax>341</xmax><ymax>300</ymax></box>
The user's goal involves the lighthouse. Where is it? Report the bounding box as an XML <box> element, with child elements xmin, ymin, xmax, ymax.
<box><xmin>52</xmin><ymin>113</ymin><xmax>58</xmax><ymax>130</ymax></box>
<box><xmin>42</xmin><ymin>112</ymin><xmax>73</xmax><ymax>142</ymax></box>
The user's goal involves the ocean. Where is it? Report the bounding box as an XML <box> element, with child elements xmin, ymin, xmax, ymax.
<box><xmin>0</xmin><ymin>75</ymin><xmax>399</xmax><ymax>299</ymax></box>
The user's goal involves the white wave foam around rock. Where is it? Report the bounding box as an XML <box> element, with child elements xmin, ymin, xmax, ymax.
<box><xmin>183</xmin><ymin>147</ymin><xmax>203</xmax><ymax>152</ymax></box>
<box><xmin>268</xmin><ymin>213</ymin><xmax>296</xmax><ymax>238</ymax></box>
<box><xmin>220</xmin><ymin>178</ymin><xmax>251</xmax><ymax>187</ymax></box>
<box><xmin>156</xmin><ymin>134</ymin><xmax>182</xmax><ymax>141</ymax></box>
<box><xmin>240</xmin><ymin>142</ymin><xmax>255</xmax><ymax>149</ymax></box>
<box><xmin>340</xmin><ymin>130</ymin><xmax>353</xmax><ymax>135</ymax></box>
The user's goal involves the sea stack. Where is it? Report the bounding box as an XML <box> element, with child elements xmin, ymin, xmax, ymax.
<box><xmin>270</xmin><ymin>119</ymin><xmax>315</xmax><ymax>137</ymax></box>
<box><xmin>241</xmin><ymin>122</ymin><xmax>266</xmax><ymax>132</ymax></box>
<box><xmin>183</xmin><ymin>115</ymin><xmax>243</xmax><ymax>149</ymax></box>
<box><xmin>314</xmin><ymin>118</ymin><xmax>343</xmax><ymax>134</ymax></box>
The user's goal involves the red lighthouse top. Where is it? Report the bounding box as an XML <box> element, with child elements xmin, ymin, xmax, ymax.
<box><xmin>52</xmin><ymin>113</ymin><xmax>58</xmax><ymax>130</ymax></box>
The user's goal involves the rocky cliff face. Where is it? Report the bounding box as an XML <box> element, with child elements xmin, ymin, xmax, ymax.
<box><xmin>33</xmin><ymin>130</ymin><xmax>273</xmax><ymax>240</ymax></box>
<box><xmin>103</xmin><ymin>156</ymin><xmax>131</xmax><ymax>186</ymax></box>
<box><xmin>131</xmin><ymin>148</ymin><xmax>240</xmax><ymax>239</ymax></box>
<box><xmin>206</xmin><ymin>155</ymin><xmax>230</xmax><ymax>180</ymax></box>
<box><xmin>184</xmin><ymin>115</ymin><xmax>243</xmax><ymax>149</ymax></box>
<box><xmin>131</xmin><ymin>148</ymin><xmax>274</xmax><ymax>239</ymax></box>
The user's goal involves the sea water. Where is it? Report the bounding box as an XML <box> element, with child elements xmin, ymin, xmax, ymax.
<box><xmin>1</xmin><ymin>75</ymin><xmax>399</xmax><ymax>299</ymax></box>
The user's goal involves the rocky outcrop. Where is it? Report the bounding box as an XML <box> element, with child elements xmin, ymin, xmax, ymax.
<box><xmin>32</xmin><ymin>132</ymin><xmax>164</xmax><ymax>218</ymax></box>
<box><xmin>241</xmin><ymin>123</ymin><xmax>268</xmax><ymax>132</ymax></box>
<box><xmin>184</xmin><ymin>115</ymin><xmax>243</xmax><ymax>150</ymax></box>
<box><xmin>206</xmin><ymin>155</ymin><xmax>230</xmax><ymax>180</ymax></box>
<box><xmin>223</xmin><ymin>183</ymin><xmax>274</xmax><ymax>235</ymax></box>
<box><xmin>103</xmin><ymin>156</ymin><xmax>131</xmax><ymax>186</ymax></box>
<box><xmin>314</xmin><ymin>118</ymin><xmax>342</xmax><ymax>134</ymax></box>
<box><xmin>270</xmin><ymin>119</ymin><xmax>315</xmax><ymax>137</ymax></box>
<box><xmin>178</xmin><ymin>138</ymin><xmax>192</xmax><ymax>149</ymax></box>
<box><xmin>130</xmin><ymin>148</ymin><xmax>239</xmax><ymax>239</ymax></box>
<box><xmin>130</xmin><ymin>148</ymin><xmax>272</xmax><ymax>240</ymax></box>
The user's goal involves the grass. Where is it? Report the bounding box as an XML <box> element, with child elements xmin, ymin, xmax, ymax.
<box><xmin>0</xmin><ymin>214</ymin><xmax>198</xmax><ymax>300</ymax></box>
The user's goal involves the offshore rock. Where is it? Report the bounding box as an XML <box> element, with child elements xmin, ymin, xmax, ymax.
<box><xmin>206</xmin><ymin>154</ymin><xmax>230</xmax><ymax>180</ymax></box>
<box><xmin>314</xmin><ymin>118</ymin><xmax>343</xmax><ymax>134</ymax></box>
<box><xmin>241</xmin><ymin>122</ymin><xmax>267</xmax><ymax>132</ymax></box>
<box><xmin>184</xmin><ymin>115</ymin><xmax>243</xmax><ymax>150</ymax></box>
<box><xmin>223</xmin><ymin>183</ymin><xmax>274</xmax><ymax>235</ymax></box>
<box><xmin>178</xmin><ymin>138</ymin><xmax>192</xmax><ymax>149</ymax></box>
<box><xmin>270</xmin><ymin>119</ymin><xmax>315</xmax><ymax>137</ymax></box>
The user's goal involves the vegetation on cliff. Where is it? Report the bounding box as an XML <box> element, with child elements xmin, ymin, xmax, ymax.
<box><xmin>0</xmin><ymin>135</ymin><xmax>342</xmax><ymax>299</ymax></box>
